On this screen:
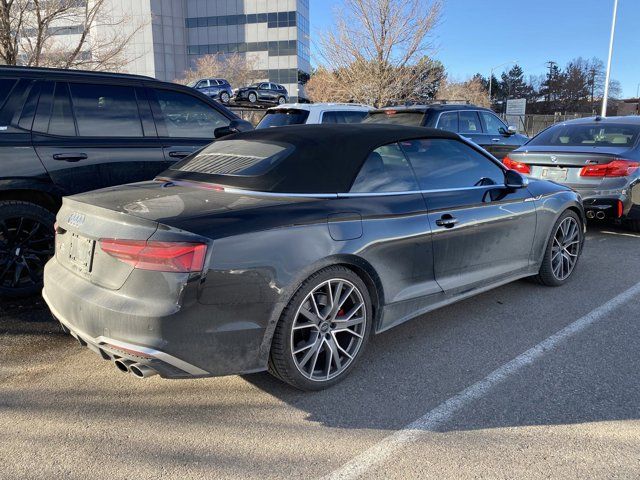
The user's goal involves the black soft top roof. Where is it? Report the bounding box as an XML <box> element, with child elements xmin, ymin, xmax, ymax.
<box><xmin>165</xmin><ymin>124</ymin><xmax>459</xmax><ymax>193</ymax></box>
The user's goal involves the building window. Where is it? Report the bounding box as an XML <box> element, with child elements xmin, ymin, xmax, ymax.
<box><xmin>185</xmin><ymin>11</ymin><xmax>298</xmax><ymax>29</ymax></box>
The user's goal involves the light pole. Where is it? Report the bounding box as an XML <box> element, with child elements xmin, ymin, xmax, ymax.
<box><xmin>601</xmin><ymin>0</ymin><xmax>619</xmax><ymax>116</ymax></box>
<box><xmin>489</xmin><ymin>60</ymin><xmax>517</xmax><ymax>102</ymax></box>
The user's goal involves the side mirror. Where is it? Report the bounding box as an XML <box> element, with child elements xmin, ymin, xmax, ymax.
<box><xmin>499</xmin><ymin>126</ymin><xmax>517</xmax><ymax>136</ymax></box>
<box><xmin>505</xmin><ymin>169</ymin><xmax>528</xmax><ymax>189</ymax></box>
<box><xmin>214</xmin><ymin>119</ymin><xmax>253</xmax><ymax>139</ymax></box>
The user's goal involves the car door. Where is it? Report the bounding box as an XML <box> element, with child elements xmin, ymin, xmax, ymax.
<box><xmin>345</xmin><ymin>142</ymin><xmax>442</xmax><ymax>330</ymax></box>
<box><xmin>148</xmin><ymin>86</ymin><xmax>231</xmax><ymax>164</ymax></box>
<box><xmin>478</xmin><ymin>110</ymin><xmax>514</xmax><ymax>158</ymax></box>
<box><xmin>32</xmin><ymin>80</ymin><xmax>164</xmax><ymax>196</ymax></box>
<box><xmin>258</xmin><ymin>83</ymin><xmax>272</xmax><ymax>102</ymax></box>
<box><xmin>401</xmin><ymin>138</ymin><xmax>537</xmax><ymax>294</ymax></box>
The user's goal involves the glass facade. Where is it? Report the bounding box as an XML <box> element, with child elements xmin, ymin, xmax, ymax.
<box><xmin>185</xmin><ymin>0</ymin><xmax>311</xmax><ymax>100</ymax></box>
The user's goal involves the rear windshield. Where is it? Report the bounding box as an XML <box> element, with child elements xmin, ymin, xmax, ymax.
<box><xmin>363</xmin><ymin>111</ymin><xmax>424</xmax><ymax>126</ymax></box>
<box><xmin>529</xmin><ymin>123</ymin><xmax>640</xmax><ymax>147</ymax></box>
<box><xmin>171</xmin><ymin>139</ymin><xmax>293</xmax><ymax>177</ymax></box>
<box><xmin>256</xmin><ymin>109</ymin><xmax>310</xmax><ymax>129</ymax></box>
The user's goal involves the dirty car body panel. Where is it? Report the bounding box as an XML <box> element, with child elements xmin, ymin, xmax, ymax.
<box><xmin>43</xmin><ymin>124</ymin><xmax>584</xmax><ymax>379</ymax></box>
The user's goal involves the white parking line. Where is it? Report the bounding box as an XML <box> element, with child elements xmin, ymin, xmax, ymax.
<box><xmin>324</xmin><ymin>281</ymin><xmax>640</xmax><ymax>480</ymax></box>
<box><xmin>600</xmin><ymin>230</ymin><xmax>640</xmax><ymax>238</ymax></box>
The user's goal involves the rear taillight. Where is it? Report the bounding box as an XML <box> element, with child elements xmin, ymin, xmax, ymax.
<box><xmin>579</xmin><ymin>159</ymin><xmax>639</xmax><ymax>177</ymax></box>
<box><xmin>99</xmin><ymin>239</ymin><xmax>207</xmax><ymax>273</ymax></box>
<box><xmin>503</xmin><ymin>156</ymin><xmax>531</xmax><ymax>175</ymax></box>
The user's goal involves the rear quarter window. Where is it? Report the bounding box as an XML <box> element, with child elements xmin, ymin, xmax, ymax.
<box><xmin>0</xmin><ymin>79</ymin><xmax>18</xmax><ymax>110</ymax></box>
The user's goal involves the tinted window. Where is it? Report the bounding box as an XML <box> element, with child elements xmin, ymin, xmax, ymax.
<box><xmin>402</xmin><ymin>139</ymin><xmax>504</xmax><ymax>190</ymax></box>
<box><xmin>172</xmin><ymin>139</ymin><xmax>292</xmax><ymax>176</ymax></box>
<box><xmin>48</xmin><ymin>83</ymin><xmax>76</xmax><ymax>136</ymax></box>
<box><xmin>69</xmin><ymin>83</ymin><xmax>143</xmax><ymax>137</ymax></box>
<box><xmin>363</xmin><ymin>111</ymin><xmax>424</xmax><ymax>126</ymax></box>
<box><xmin>0</xmin><ymin>79</ymin><xmax>17</xmax><ymax>109</ymax></box>
<box><xmin>322</xmin><ymin>110</ymin><xmax>368</xmax><ymax>124</ymax></box>
<box><xmin>436</xmin><ymin>111</ymin><xmax>458</xmax><ymax>132</ymax></box>
<box><xmin>350</xmin><ymin>143</ymin><xmax>419</xmax><ymax>193</ymax></box>
<box><xmin>458</xmin><ymin>111</ymin><xmax>482</xmax><ymax>134</ymax></box>
<box><xmin>256</xmin><ymin>109</ymin><xmax>310</xmax><ymax>128</ymax></box>
<box><xmin>153</xmin><ymin>89</ymin><xmax>228</xmax><ymax>138</ymax></box>
<box><xmin>480</xmin><ymin>111</ymin><xmax>506</xmax><ymax>135</ymax></box>
<box><xmin>529</xmin><ymin>123</ymin><xmax>640</xmax><ymax>147</ymax></box>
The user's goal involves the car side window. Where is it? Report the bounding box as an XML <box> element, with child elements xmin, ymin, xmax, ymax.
<box><xmin>480</xmin><ymin>111</ymin><xmax>506</xmax><ymax>135</ymax></box>
<box><xmin>459</xmin><ymin>111</ymin><xmax>482</xmax><ymax>134</ymax></box>
<box><xmin>350</xmin><ymin>143</ymin><xmax>419</xmax><ymax>193</ymax></box>
<box><xmin>436</xmin><ymin>112</ymin><xmax>458</xmax><ymax>132</ymax></box>
<box><xmin>48</xmin><ymin>82</ymin><xmax>76</xmax><ymax>136</ymax></box>
<box><xmin>401</xmin><ymin>139</ymin><xmax>504</xmax><ymax>190</ymax></box>
<box><xmin>69</xmin><ymin>83</ymin><xmax>143</xmax><ymax>137</ymax></box>
<box><xmin>152</xmin><ymin>88</ymin><xmax>228</xmax><ymax>138</ymax></box>
<box><xmin>260</xmin><ymin>83</ymin><xmax>269</xmax><ymax>89</ymax></box>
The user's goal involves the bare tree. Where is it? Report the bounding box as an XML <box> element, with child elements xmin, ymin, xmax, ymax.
<box><xmin>176</xmin><ymin>53</ymin><xmax>260</xmax><ymax>88</ymax></box>
<box><xmin>436</xmin><ymin>77</ymin><xmax>490</xmax><ymax>107</ymax></box>
<box><xmin>0</xmin><ymin>0</ymin><xmax>145</xmax><ymax>71</ymax></box>
<box><xmin>315</xmin><ymin>0</ymin><xmax>442</xmax><ymax>107</ymax></box>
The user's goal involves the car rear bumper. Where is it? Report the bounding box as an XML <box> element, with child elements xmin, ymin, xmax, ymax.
<box><xmin>43</xmin><ymin>258</ymin><xmax>270</xmax><ymax>379</ymax></box>
<box><xmin>569</xmin><ymin>182</ymin><xmax>640</xmax><ymax>221</ymax></box>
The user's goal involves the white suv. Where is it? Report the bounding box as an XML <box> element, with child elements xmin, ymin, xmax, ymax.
<box><xmin>256</xmin><ymin>103</ymin><xmax>372</xmax><ymax>129</ymax></box>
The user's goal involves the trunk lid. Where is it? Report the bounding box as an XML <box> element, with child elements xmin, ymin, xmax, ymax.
<box><xmin>508</xmin><ymin>146</ymin><xmax>633</xmax><ymax>188</ymax></box>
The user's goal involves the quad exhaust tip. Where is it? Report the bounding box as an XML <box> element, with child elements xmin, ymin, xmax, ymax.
<box><xmin>596</xmin><ymin>211</ymin><xmax>606</xmax><ymax>220</ymax></box>
<box><xmin>114</xmin><ymin>359</ymin><xmax>133</xmax><ymax>373</ymax></box>
<box><xmin>586</xmin><ymin>210</ymin><xmax>595</xmax><ymax>219</ymax></box>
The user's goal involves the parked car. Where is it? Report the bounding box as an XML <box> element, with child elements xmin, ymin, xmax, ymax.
<box><xmin>187</xmin><ymin>78</ymin><xmax>233</xmax><ymax>103</ymax></box>
<box><xmin>43</xmin><ymin>124</ymin><xmax>584</xmax><ymax>390</ymax></box>
<box><xmin>0</xmin><ymin>66</ymin><xmax>252</xmax><ymax>297</ymax></box>
<box><xmin>256</xmin><ymin>103</ymin><xmax>372</xmax><ymax>128</ymax></box>
<box><xmin>234</xmin><ymin>82</ymin><xmax>288</xmax><ymax>106</ymax></box>
<box><xmin>504</xmin><ymin>116</ymin><xmax>640</xmax><ymax>232</ymax></box>
<box><xmin>364</xmin><ymin>104</ymin><xmax>528</xmax><ymax>158</ymax></box>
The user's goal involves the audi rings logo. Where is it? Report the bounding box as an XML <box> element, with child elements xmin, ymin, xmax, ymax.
<box><xmin>67</xmin><ymin>212</ymin><xmax>85</xmax><ymax>228</ymax></box>
<box><xmin>550</xmin><ymin>155</ymin><xmax>558</xmax><ymax>163</ymax></box>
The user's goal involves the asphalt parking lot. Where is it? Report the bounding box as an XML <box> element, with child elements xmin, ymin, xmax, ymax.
<box><xmin>1</xmin><ymin>225</ymin><xmax>639</xmax><ymax>480</ymax></box>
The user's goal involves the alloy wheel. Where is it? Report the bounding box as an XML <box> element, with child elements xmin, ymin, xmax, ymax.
<box><xmin>290</xmin><ymin>278</ymin><xmax>367</xmax><ymax>382</ymax></box>
<box><xmin>0</xmin><ymin>216</ymin><xmax>54</xmax><ymax>289</ymax></box>
<box><xmin>221</xmin><ymin>92</ymin><xmax>230</xmax><ymax>103</ymax></box>
<box><xmin>248</xmin><ymin>92</ymin><xmax>257</xmax><ymax>103</ymax></box>
<box><xmin>551</xmin><ymin>216</ymin><xmax>581</xmax><ymax>281</ymax></box>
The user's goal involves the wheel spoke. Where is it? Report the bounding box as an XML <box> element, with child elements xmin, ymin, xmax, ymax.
<box><xmin>333</xmin><ymin>316</ymin><xmax>365</xmax><ymax>329</ymax></box>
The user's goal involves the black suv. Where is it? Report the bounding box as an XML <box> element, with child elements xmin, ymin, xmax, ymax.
<box><xmin>187</xmin><ymin>78</ymin><xmax>233</xmax><ymax>103</ymax></box>
<box><xmin>0</xmin><ymin>66</ymin><xmax>251</xmax><ymax>297</ymax></box>
<box><xmin>364</xmin><ymin>104</ymin><xmax>528</xmax><ymax>158</ymax></box>
<box><xmin>234</xmin><ymin>82</ymin><xmax>289</xmax><ymax>106</ymax></box>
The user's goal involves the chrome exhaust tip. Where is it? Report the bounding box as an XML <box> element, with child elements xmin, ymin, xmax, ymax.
<box><xmin>586</xmin><ymin>210</ymin><xmax>595</xmax><ymax>219</ymax></box>
<box><xmin>129</xmin><ymin>363</ymin><xmax>158</xmax><ymax>379</ymax></box>
<box><xmin>114</xmin><ymin>359</ymin><xmax>133</xmax><ymax>373</ymax></box>
<box><xmin>596</xmin><ymin>211</ymin><xmax>606</xmax><ymax>220</ymax></box>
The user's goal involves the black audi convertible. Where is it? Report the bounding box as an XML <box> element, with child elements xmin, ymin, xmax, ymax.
<box><xmin>43</xmin><ymin>124</ymin><xmax>585</xmax><ymax>390</ymax></box>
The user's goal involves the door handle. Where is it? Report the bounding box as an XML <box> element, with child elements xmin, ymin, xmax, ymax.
<box><xmin>52</xmin><ymin>153</ymin><xmax>87</xmax><ymax>162</ymax></box>
<box><xmin>491</xmin><ymin>138</ymin><xmax>502</xmax><ymax>142</ymax></box>
<box><xmin>436</xmin><ymin>214</ymin><xmax>458</xmax><ymax>228</ymax></box>
<box><xmin>168</xmin><ymin>151</ymin><xmax>192</xmax><ymax>159</ymax></box>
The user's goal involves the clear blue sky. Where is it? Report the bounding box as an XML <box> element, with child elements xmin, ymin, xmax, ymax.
<box><xmin>310</xmin><ymin>0</ymin><xmax>640</xmax><ymax>97</ymax></box>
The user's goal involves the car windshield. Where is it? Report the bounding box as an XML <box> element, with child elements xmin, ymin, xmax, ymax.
<box><xmin>248</xmin><ymin>83</ymin><xmax>260</xmax><ymax>88</ymax></box>
<box><xmin>363</xmin><ymin>111</ymin><xmax>424</xmax><ymax>126</ymax></box>
<box><xmin>529</xmin><ymin>123</ymin><xmax>640</xmax><ymax>147</ymax></box>
<box><xmin>186</xmin><ymin>80</ymin><xmax>198</xmax><ymax>87</ymax></box>
<box><xmin>171</xmin><ymin>139</ymin><xmax>293</xmax><ymax>178</ymax></box>
<box><xmin>256</xmin><ymin>109</ymin><xmax>310</xmax><ymax>129</ymax></box>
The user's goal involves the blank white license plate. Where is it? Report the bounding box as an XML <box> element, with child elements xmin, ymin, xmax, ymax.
<box><xmin>541</xmin><ymin>167</ymin><xmax>568</xmax><ymax>182</ymax></box>
<box><xmin>68</xmin><ymin>234</ymin><xmax>95</xmax><ymax>274</ymax></box>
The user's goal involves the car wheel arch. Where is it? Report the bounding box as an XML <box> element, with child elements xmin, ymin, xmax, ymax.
<box><xmin>0</xmin><ymin>187</ymin><xmax>61</xmax><ymax>213</ymax></box>
<box><xmin>258</xmin><ymin>254</ymin><xmax>384</xmax><ymax>360</ymax></box>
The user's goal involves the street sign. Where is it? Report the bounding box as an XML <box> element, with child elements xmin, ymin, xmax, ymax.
<box><xmin>506</xmin><ymin>98</ymin><xmax>526</xmax><ymax>116</ymax></box>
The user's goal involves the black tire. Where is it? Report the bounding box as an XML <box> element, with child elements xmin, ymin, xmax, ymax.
<box><xmin>534</xmin><ymin>209</ymin><xmax>583</xmax><ymax>287</ymax></box>
<box><xmin>269</xmin><ymin>266</ymin><xmax>372</xmax><ymax>391</ymax></box>
<box><xmin>623</xmin><ymin>218</ymin><xmax>640</xmax><ymax>232</ymax></box>
<box><xmin>248</xmin><ymin>92</ymin><xmax>257</xmax><ymax>103</ymax></box>
<box><xmin>220</xmin><ymin>92</ymin><xmax>230</xmax><ymax>103</ymax></box>
<box><xmin>0</xmin><ymin>200</ymin><xmax>55</xmax><ymax>298</ymax></box>
<box><xmin>277</xmin><ymin>96</ymin><xmax>286</xmax><ymax>105</ymax></box>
